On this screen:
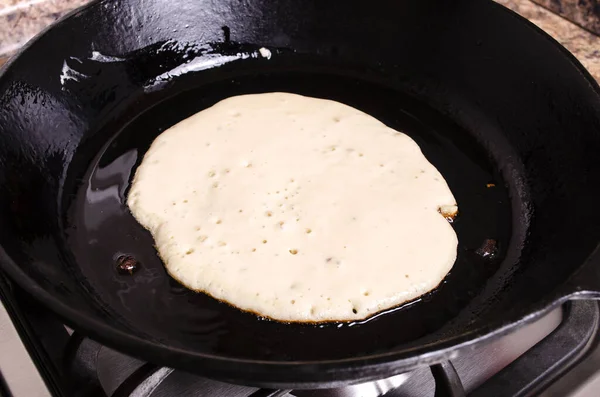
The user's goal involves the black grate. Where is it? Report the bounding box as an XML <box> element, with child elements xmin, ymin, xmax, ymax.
<box><xmin>0</xmin><ymin>271</ymin><xmax>598</xmax><ymax>397</ymax></box>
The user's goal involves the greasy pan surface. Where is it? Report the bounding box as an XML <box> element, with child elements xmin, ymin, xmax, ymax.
<box><xmin>1</xmin><ymin>0</ymin><xmax>600</xmax><ymax>388</ymax></box>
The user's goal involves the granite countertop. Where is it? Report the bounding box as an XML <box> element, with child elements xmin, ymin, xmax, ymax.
<box><xmin>0</xmin><ymin>0</ymin><xmax>598</xmax><ymax>82</ymax></box>
<box><xmin>497</xmin><ymin>0</ymin><xmax>600</xmax><ymax>81</ymax></box>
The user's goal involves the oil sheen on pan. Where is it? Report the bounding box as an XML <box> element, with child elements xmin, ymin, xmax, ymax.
<box><xmin>127</xmin><ymin>92</ymin><xmax>458</xmax><ymax>323</ymax></box>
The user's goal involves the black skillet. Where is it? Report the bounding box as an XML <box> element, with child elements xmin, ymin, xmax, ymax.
<box><xmin>1</xmin><ymin>0</ymin><xmax>600</xmax><ymax>389</ymax></box>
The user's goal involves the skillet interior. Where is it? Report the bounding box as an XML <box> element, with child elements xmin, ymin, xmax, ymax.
<box><xmin>0</xmin><ymin>0</ymin><xmax>600</xmax><ymax>386</ymax></box>
<box><xmin>64</xmin><ymin>70</ymin><xmax>512</xmax><ymax>361</ymax></box>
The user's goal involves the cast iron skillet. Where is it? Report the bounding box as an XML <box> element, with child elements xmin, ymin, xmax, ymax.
<box><xmin>1</xmin><ymin>0</ymin><xmax>600</xmax><ymax>389</ymax></box>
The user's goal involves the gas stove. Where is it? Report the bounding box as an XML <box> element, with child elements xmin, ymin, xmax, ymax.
<box><xmin>1</xmin><ymin>273</ymin><xmax>600</xmax><ymax>397</ymax></box>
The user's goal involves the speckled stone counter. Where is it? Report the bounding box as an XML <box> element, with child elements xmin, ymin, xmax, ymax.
<box><xmin>0</xmin><ymin>0</ymin><xmax>599</xmax><ymax>83</ymax></box>
<box><xmin>532</xmin><ymin>0</ymin><xmax>600</xmax><ymax>35</ymax></box>
<box><xmin>497</xmin><ymin>0</ymin><xmax>600</xmax><ymax>82</ymax></box>
<box><xmin>0</xmin><ymin>0</ymin><xmax>90</xmax><ymax>59</ymax></box>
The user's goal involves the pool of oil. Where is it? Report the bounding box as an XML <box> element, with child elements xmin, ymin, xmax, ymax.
<box><xmin>64</xmin><ymin>72</ymin><xmax>512</xmax><ymax>361</ymax></box>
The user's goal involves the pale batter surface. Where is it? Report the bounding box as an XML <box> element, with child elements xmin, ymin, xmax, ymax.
<box><xmin>127</xmin><ymin>92</ymin><xmax>458</xmax><ymax>322</ymax></box>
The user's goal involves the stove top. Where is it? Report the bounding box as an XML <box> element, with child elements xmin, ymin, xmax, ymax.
<box><xmin>1</xmin><ymin>271</ymin><xmax>599</xmax><ymax>397</ymax></box>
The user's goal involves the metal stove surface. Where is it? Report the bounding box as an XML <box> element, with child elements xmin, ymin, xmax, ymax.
<box><xmin>90</xmin><ymin>306</ymin><xmax>563</xmax><ymax>396</ymax></box>
<box><xmin>2</xmin><ymin>293</ymin><xmax>600</xmax><ymax>397</ymax></box>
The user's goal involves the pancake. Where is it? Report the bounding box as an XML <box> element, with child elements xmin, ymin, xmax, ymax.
<box><xmin>127</xmin><ymin>92</ymin><xmax>458</xmax><ymax>322</ymax></box>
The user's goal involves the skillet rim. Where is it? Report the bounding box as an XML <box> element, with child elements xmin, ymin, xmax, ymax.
<box><xmin>0</xmin><ymin>0</ymin><xmax>599</xmax><ymax>384</ymax></box>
